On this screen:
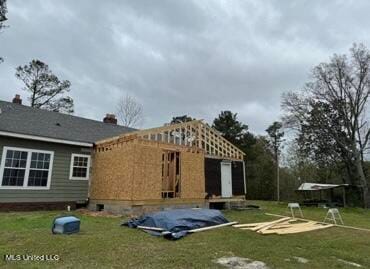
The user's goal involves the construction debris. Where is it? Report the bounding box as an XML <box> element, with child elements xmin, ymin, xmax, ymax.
<box><xmin>188</xmin><ymin>221</ymin><xmax>238</xmax><ymax>233</ymax></box>
<box><xmin>137</xmin><ymin>226</ymin><xmax>165</xmax><ymax>231</ymax></box>
<box><xmin>337</xmin><ymin>258</ymin><xmax>362</xmax><ymax>268</ymax></box>
<box><xmin>233</xmin><ymin>217</ymin><xmax>333</xmax><ymax>235</ymax></box>
<box><xmin>265</xmin><ymin>212</ymin><xmax>370</xmax><ymax>233</ymax></box>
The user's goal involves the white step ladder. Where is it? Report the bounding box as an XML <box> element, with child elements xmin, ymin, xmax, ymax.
<box><xmin>323</xmin><ymin>208</ymin><xmax>344</xmax><ymax>225</ymax></box>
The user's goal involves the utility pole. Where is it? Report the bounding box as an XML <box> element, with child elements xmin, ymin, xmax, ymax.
<box><xmin>266</xmin><ymin>121</ymin><xmax>284</xmax><ymax>203</ymax></box>
<box><xmin>276</xmin><ymin>150</ymin><xmax>280</xmax><ymax>202</ymax></box>
<box><xmin>275</xmin><ymin>136</ymin><xmax>280</xmax><ymax>202</ymax></box>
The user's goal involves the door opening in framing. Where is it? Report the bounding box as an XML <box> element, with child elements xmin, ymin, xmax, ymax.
<box><xmin>161</xmin><ymin>151</ymin><xmax>181</xmax><ymax>198</ymax></box>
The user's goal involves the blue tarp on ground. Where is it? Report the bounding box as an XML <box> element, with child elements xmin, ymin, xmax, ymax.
<box><xmin>123</xmin><ymin>208</ymin><xmax>229</xmax><ymax>240</ymax></box>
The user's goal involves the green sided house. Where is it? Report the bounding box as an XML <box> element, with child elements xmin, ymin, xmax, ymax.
<box><xmin>0</xmin><ymin>95</ymin><xmax>134</xmax><ymax>210</ymax></box>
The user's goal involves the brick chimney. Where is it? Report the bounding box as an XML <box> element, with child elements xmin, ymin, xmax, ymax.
<box><xmin>103</xmin><ymin>113</ymin><xmax>117</xmax><ymax>124</ymax></box>
<box><xmin>12</xmin><ymin>94</ymin><xmax>22</xmax><ymax>105</ymax></box>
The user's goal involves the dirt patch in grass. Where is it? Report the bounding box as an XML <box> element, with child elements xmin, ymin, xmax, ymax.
<box><xmin>292</xmin><ymin>256</ymin><xmax>309</xmax><ymax>264</ymax></box>
<box><xmin>76</xmin><ymin>209</ymin><xmax>122</xmax><ymax>218</ymax></box>
<box><xmin>215</xmin><ymin>257</ymin><xmax>269</xmax><ymax>269</ymax></box>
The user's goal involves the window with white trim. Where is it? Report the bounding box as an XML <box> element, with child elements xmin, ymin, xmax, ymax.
<box><xmin>29</xmin><ymin>152</ymin><xmax>51</xmax><ymax>186</ymax></box>
<box><xmin>69</xmin><ymin>154</ymin><xmax>90</xmax><ymax>180</ymax></box>
<box><xmin>0</xmin><ymin>147</ymin><xmax>54</xmax><ymax>189</ymax></box>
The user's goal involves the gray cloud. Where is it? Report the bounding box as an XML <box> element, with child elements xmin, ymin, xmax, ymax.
<box><xmin>1</xmin><ymin>0</ymin><xmax>370</xmax><ymax>133</ymax></box>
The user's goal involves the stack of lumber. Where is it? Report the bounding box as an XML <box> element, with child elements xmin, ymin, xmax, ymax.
<box><xmin>233</xmin><ymin>217</ymin><xmax>333</xmax><ymax>235</ymax></box>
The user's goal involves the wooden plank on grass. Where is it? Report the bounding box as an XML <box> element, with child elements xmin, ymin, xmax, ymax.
<box><xmin>188</xmin><ymin>221</ymin><xmax>238</xmax><ymax>233</ymax></box>
<box><xmin>137</xmin><ymin>226</ymin><xmax>165</xmax><ymax>231</ymax></box>
<box><xmin>271</xmin><ymin>224</ymin><xmax>334</xmax><ymax>235</ymax></box>
<box><xmin>233</xmin><ymin>222</ymin><xmax>270</xmax><ymax>228</ymax></box>
<box><xmin>265</xmin><ymin>212</ymin><xmax>370</xmax><ymax>233</ymax></box>
<box><xmin>249</xmin><ymin>217</ymin><xmax>291</xmax><ymax>232</ymax></box>
<box><xmin>267</xmin><ymin>221</ymin><xmax>317</xmax><ymax>230</ymax></box>
<box><xmin>335</xmin><ymin>224</ymin><xmax>370</xmax><ymax>233</ymax></box>
<box><xmin>259</xmin><ymin>221</ymin><xmax>320</xmax><ymax>234</ymax></box>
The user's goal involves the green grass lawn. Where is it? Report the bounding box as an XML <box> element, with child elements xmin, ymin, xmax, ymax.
<box><xmin>1</xmin><ymin>201</ymin><xmax>370</xmax><ymax>269</ymax></box>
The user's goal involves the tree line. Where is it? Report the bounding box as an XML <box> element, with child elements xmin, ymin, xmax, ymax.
<box><xmin>218</xmin><ymin>44</ymin><xmax>370</xmax><ymax>208</ymax></box>
<box><xmin>171</xmin><ymin>44</ymin><xmax>370</xmax><ymax>208</ymax></box>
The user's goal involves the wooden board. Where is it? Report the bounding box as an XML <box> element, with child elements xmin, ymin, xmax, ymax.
<box><xmin>233</xmin><ymin>222</ymin><xmax>271</xmax><ymax>228</ymax></box>
<box><xmin>265</xmin><ymin>212</ymin><xmax>370</xmax><ymax>233</ymax></box>
<box><xmin>268</xmin><ymin>222</ymin><xmax>310</xmax><ymax>229</ymax></box>
<box><xmin>249</xmin><ymin>217</ymin><xmax>291</xmax><ymax>232</ymax></box>
<box><xmin>261</xmin><ymin>223</ymin><xmax>334</xmax><ymax>235</ymax></box>
<box><xmin>137</xmin><ymin>226</ymin><xmax>165</xmax><ymax>231</ymax></box>
<box><xmin>188</xmin><ymin>222</ymin><xmax>238</xmax><ymax>233</ymax></box>
<box><xmin>234</xmin><ymin>216</ymin><xmax>333</xmax><ymax>235</ymax></box>
<box><xmin>259</xmin><ymin>221</ymin><xmax>318</xmax><ymax>234</ymax></box>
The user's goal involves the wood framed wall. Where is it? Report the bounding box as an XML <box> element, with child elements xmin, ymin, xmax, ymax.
<box><xmin>90</xmin><ymin>136</ymin><xmax>205</xmax><ymax>202</ymax></box>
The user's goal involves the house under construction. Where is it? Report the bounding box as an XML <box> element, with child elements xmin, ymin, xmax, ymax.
<box><xmin>88</xmin><ymin>120</ymin><xmax>246</xmax><ymax>214</ymax></box>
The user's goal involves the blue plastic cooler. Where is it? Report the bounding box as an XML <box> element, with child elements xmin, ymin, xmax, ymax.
<box><xmin>52</xmin><ymin>216</ymin><xmax>80</xmax><ymax>234</ymax></box>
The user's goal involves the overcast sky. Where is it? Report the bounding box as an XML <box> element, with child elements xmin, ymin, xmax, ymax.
<box><xmin>1</xmin><ymin>0</ymin><xmax>370</xmax><ymax>134</ymax></box>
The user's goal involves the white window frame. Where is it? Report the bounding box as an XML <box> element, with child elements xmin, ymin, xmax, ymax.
<box><xmin>69</xmin><ymin>154</ymin><xmax>91</xmax><ymax>180</ymax></box>
<box><xmin>0</xmin><ymin>146</ymin><xmax>54</xmax><ymax>190</ymax></box>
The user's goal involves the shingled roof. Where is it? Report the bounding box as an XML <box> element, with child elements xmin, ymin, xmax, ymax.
<box><xmin>0</xmin><ymin>100</ymin><xmax>135</xmax><ymax>144</ymax></box>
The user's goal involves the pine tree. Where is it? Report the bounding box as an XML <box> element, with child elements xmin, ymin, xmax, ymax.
<box><xmin>16</xmin><ymin>60</ymin><xmax>74</xmax><ymax>114</ymax></box>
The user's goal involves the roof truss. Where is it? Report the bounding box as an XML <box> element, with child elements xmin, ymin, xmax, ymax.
<box><xmin>97</xmin><ymin>120</ymin><xmax>245</xmax><ymax>160</ymax></box>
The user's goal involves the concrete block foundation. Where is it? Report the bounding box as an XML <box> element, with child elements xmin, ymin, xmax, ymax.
<box><xmin>88</xmin><ymin>199</ymin><xmax>208</xmax><ymax>215</ymax></box>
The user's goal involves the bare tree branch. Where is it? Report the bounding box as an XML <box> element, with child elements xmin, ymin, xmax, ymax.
<box><xmin>116</xmin><ymin>94</ymin><xmax>143</xmax><ymax>128</ymax></box>
<box><xmin>0</xmin><ymin>0</ymin><xmax>8</xmax><ymax>63</ymax></box>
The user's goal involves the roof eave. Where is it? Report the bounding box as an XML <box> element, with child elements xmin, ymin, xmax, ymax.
<box><xmin>0</xmin><ymin>130</ymin><xmax>93</xmax><ymax>147</ymax></box>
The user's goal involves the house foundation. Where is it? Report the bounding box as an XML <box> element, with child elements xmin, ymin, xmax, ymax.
<box><xmin>88</xmin><ymin>199</ymin><xmax>207</xmax><ymax>215</ymax></box>
<box><xmin>0</xmin><ymin>201</ymin><xmax>77</xmax><ymax>211</ymax></box>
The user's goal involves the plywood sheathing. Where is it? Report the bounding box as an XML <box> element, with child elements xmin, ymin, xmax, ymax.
<box><xmin>90</xmin><ymin>139</ymin><xmax>135</xmax><ymax>201</ymax></box>
<box><xmin>96</xmin><ymin>120</ymin><xmax>245</xmax><ymax>160</ymax></box>
<box><xmin>131</xmin><ymin>142</ymin><xmax>163</xmax><ymax>200</ymax></box>
<box><xmin>90</xmin><ymin>136</ymin><xmax>205</xmax><ymax>201</ymax></box>
<box><xmin>180</xmin><ymin>150</ymin><xmax>205</xmax><ymax>199</ymax></box>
